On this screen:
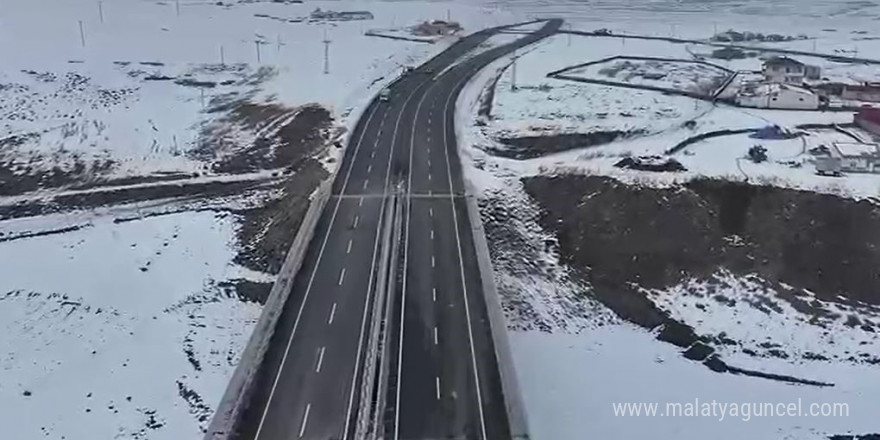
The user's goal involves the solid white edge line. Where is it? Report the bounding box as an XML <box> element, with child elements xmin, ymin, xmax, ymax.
<box><xmin>299</xmin><ymin>403</ymin><xmax>311</xmax><ymax>438</ymax></box>
<box><xmin>253</xmin><ymin>101</ymin><xmax>382</xmax><ymax>440</ymax></box>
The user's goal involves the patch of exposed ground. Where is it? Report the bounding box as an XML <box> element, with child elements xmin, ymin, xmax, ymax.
<box><xmin>493</xmin><ymin>130</ymin><xmax>644</xmax><ymax>160</ymax></box>
<box><xmin>2</xmin><ymin>99</ymin><xmax>334</xmax><ymax>298</ymax></box>
<box><xmin>0</xmin><ymin>155</ymin><xmax>117</xmax><ymax>196</ymax></box>
<box><xmin>522</xmin><ymin>174</ymin><xmax>880</xmax><ymax>383</ymax></box>
<box><xmin>234</xmin><ymin>158</ymin><xmax>328</xmax><ymax>275</ymax></box>
<box><xmin>0</xmin><ymin>178</ymin><xmax>271</xmax><ymax>220</ymax></box>
<box><xmin>225</xmin><ymin>102</ymin><xmax>334</xmax><ymax>275</ymax></box>
<box><xmin>829</xmin><ymin>434</ymin><xmax>880</xmax><ymax>440</ymax></box>
<box><xmin>194</xmin><ymin>103</ymin><xmax>333</xmax><ymax>175</ymax></box>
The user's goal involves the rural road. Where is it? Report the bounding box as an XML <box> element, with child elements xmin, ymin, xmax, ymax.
<box><xmin>235</xmin><ymin>18</ymin><xmax>562</xmax><ymax>440</ymax></box>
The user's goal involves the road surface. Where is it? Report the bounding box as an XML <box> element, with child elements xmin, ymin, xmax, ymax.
<box><xmin>234</xmin><ymin>18</ymin><xmax>562</xmax><ymax>440</ymax></box>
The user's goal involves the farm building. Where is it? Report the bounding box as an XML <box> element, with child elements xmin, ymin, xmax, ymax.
<box><xmin>762</xmin><ymin>56</ymin><xmax>821</xmax><ymax>84</ymax></box>
<box><xmin>815</xmin><ymin>142</ymin><xmax>880</xmax><ymax>175</ymax></box>
<box><xmin>856</xmin><ymin>108</ymin><xmax>880</xmax><ymax>136</ymax></box>
<box><xmin>842</xmin><ymin>83</ymin><xmax>880</xmax><ymax>103</ymax></box>
<box><xmin>737</xmin><ymin>83</ymin><xmax>819</xmax><ymax>109</ymax></box>
<box><xmin>309</xmin><ymin>8</ymin><xmax>373</xmax><ymax>21</ymax></box>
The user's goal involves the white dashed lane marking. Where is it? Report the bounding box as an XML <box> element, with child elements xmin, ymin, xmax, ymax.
<box><xmin>316</xmin><ymin>346</ymin><xmax>326</xmax><ymax>373</ymax></box>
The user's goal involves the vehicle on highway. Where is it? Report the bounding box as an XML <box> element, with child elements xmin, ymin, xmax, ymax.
<box><xmin>379</xmin><ymin>88</ymin><xmax>391</xmax><ymax>102</ymax></box>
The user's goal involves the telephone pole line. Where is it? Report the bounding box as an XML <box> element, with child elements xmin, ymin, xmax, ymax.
<box><xmin>323</xmin><ymin>26</ymin><xmax>331</xmax><ymax>74</ymax></box>
<box><xmin>510</xmin><ymin>50</ymin><xmax>517</xmax><ymax>91</ymax></box>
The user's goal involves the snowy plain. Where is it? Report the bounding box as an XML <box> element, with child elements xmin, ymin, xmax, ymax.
<box><xmin>5</xmin><ymin>0</ymin><xmax>880</xmax><ymax>439</ymax></box>
<box><xmin>0</xmin><ymin>0</ymin><xmax>524</xmax><ymax>439</ymax></box>
<box><xmin>456</xmin><ymin>2</ymin><xmax>880</xmax><ymax>439</ymax></box>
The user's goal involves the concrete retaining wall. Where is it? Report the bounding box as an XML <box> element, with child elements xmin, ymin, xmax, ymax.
<box><xmin>463</xmin><ymin>191</ymin><xmax>529</xmax><ymax>440</ymax></box>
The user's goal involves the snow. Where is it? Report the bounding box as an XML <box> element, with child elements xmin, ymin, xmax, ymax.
<box><xmin>641</xmin><ymin>270</ymin><xmax>880</xmax><ymax>373</ymax></box>
<box><xmin>0</xmin><ymin>0</ymin><xmax>521</xmax><ymax>181</ymax></box>
<box><xmin>512</xmin><ymin>324</ymin><xmax>880</xmax><ymax>440</ymax></box>
<box><xmin>0</xmin><ymin>211</ymin><xmax>262</xmax><ymax>440</ymax></box>
<box><xmin>0</xmin><ymin>1</ymin><xmax>527</xmax><ymax>439</ymax></box>
<box><xmin>566</xmin><ymin>58</ymin><xmax>729</xmax><ymax>92</ymax></box>
<box><xmin>465</xmin><ymin>29</ymin><xmax>880</xmax><ymax>199</ymax></box>
<box><xmin>451</xmin><ymin>4</ymin><xmax>880</xmax><ymax>440</ymax></box>
<box><xmin>835</xmin><ymin>142</ymin><xmax>879</xmax><ymax>156</ymax></box>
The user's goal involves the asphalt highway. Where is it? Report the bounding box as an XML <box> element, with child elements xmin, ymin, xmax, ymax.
<box><xmin>234</xmin><ymin>18</ymin><xmax>562</xmax><ymax>440</ymax></box>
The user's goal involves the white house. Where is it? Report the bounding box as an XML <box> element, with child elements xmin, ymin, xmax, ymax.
<box><xmin>737</xmin><ymin>83</ymin><xmax>819</xmax><ymax>109</ymax></box>
<box><xmin>835</xmin><ymin>142</ymin><xmax>880</xmax><ymax>173</ymax></box>
<box><xmin>762</xmin><ymin>57</ymin><xmax>820</xmax><ymax>84</ymax></box>
<box><xmin>815</xmin><ymin>142</ymin><xmax>880</xmax><ymax>175</ymax></box>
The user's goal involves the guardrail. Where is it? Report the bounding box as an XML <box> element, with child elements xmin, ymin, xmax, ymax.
<box><xmin>203</xmin><ymin>179</ymin><xmax>332</xmax><ymax>440</ymax></box>
<box><xmin>464</xmin><ymin>192</ymin><xmax>530</xmax><ymax>440</ymax></box>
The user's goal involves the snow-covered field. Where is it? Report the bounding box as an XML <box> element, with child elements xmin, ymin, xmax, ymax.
<box><xmin>0</xmin><ymin>0</ymin><xmax>518</xmax><ymax>186</ymax></box>
<box><xmin>0</xmin><ymin>0</ymin><xmax>524</xmax><ymax>438</ymax></box>
<box><xmin>0</xmin><ymin>211</ymin><xmax>265</xmax><ymax>439</ymax></box>
<box><xmin>6</xmin><ymin>0</ymin><xmax>880</xmax><ymax>438</ymax></box>
<box><xmin>478</xmin><ymin>29</ymin><xmax>880</xmax><ymax>199</ymax></box>
<box><xmin>456</xmin><ymin>2</ymin><xmax>880</xmax><ymax>439</ymax></box>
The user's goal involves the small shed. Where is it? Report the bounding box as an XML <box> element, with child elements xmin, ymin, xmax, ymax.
<box><xmin>842</xmin><ymin>83</ymin><xmax>880</xmax><ymax>103</ymax></box>
<box><xmin>855</xmin><ymin>108</ymin><xmax>880</xmax><ymax>136</ymax></box>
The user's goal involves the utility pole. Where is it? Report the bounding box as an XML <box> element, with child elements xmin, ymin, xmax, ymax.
<box><xmin>176</xmin><ymin>0</ymin><xmax>180</xmax><ymax>16</ymax></box>
<box><xmin>446</xmin><ymin>8</ymin><xmax>451</xmax><ymax>22</ymax></box>
<box><xmin>567</xmin><ymin>23</ymin><xmax>572</xmax><ymax>46</ymax></box>
<box><xmin>255</xmin><ymin>40</ymin><xmax>261</xmax><ymax>63</ymax></box>
<box><xmin>276</xmin><ymin>34</ymin><xmax>282</xmax><ymax>53</ymax></box>
<box><xmin>713</xmin><ymin>21</ymin><xmax>718</xmax><ymax>36</ymax></box>
<box><xmin>323</xmin><ymin>26</ymin><xmax>331</xmax><ymax>74</ymax></box>
<box><xmin>510</xmin><ymin>50</ymin><xmax>517</xmax><ymax>91</ymax></box>
<box><xmin>98</xmin><ymin>1</ymin><xmax>104</xmax><ymax>23</ymax></box>
<box><xmin>78</xmin><ymin>20</ymin><xmax>86</xmax><ymax>47</ymax></box>
<box><xmin>220</xmin><ymin>45</ymin><xmax>225</xmax><ymax>65</ymax></box>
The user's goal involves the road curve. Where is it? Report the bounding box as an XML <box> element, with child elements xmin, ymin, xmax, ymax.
<box><xmin>233</xmin><ymin>18</ymin><xmax>562</xmax><ymax>440</ymax></box>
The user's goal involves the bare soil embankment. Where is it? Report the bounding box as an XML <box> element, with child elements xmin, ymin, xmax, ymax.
<box><xmin>523</xmin><ymin>174</ymin><xmax>880</xmax><ymax>383</ymax></box>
